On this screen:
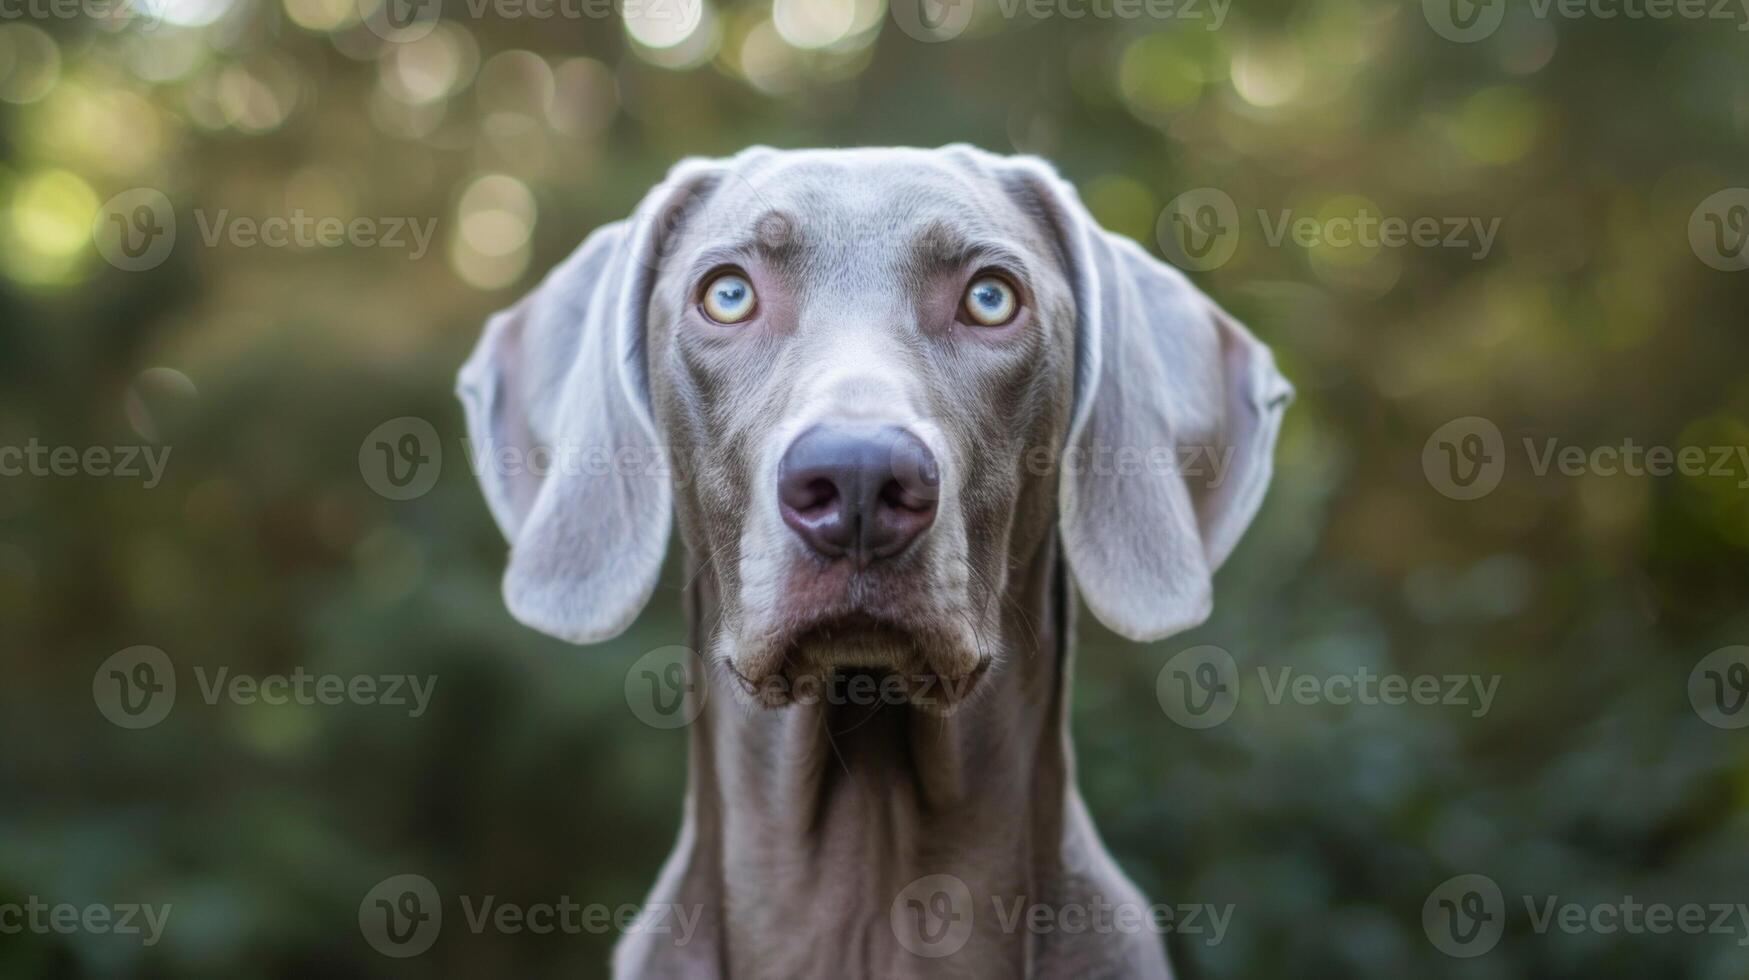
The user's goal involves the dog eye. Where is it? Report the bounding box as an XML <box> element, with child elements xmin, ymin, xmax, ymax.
<box><xmin>702</xmin><ymin>273</ymin><xmax>757</xmax><ymax>324</ymax></box>
<box><xmin>962</xmin><ymin>276</ymin><xmax>1017</xmax><ymax>326</ymax></box>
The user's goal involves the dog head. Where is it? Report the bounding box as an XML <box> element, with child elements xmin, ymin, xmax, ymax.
<box><xmin>458</xmin><ymin>146</ymin><xmax>1290</xmax><ymax>710</ymax></box>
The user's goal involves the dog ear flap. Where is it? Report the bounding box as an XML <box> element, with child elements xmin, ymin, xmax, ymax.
<box><xmin>456</xmin><ymin>160</ymin><xmax>718</xmax><ymax>644</ymax></box>
<box><xmin>1011</xmin><ymin>161</ymin><xmax>1292</xmax><ymax>643</ymax></box>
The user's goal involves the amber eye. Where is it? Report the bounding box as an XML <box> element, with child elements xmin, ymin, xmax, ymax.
<box><xmin>962</xmin><ymin>276</ymin><xmax>1017</xmax><ymax>326</ymax></box>
<box><xmin>702</xmin><ymin>273</ymin><xmax>757</xmax><ymax>323</ymax></box>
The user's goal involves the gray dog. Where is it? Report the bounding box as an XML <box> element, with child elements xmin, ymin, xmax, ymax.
<box><xmin>458</xmin><ymin>145</ymin><xmax>1291</xmax><ymax>978</ymax></box>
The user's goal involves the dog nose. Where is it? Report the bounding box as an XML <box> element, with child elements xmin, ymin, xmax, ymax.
<box><xmin>778</xmin><ymin>424</ymin><xmax>938</xmax><ymax>565</ymax></box>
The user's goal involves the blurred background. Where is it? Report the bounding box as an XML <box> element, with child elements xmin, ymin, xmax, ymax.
<box><xmin>3</xmin><ymin>0</ymin><xmax>1749</xmax><ymax>975</ymax></box>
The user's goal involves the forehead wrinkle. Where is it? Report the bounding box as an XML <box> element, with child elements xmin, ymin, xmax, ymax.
<box><xmin>683</xmin><ymin>209</ymin><xmax>808</xmax><ymax>282</ymax></box>
<box><xmin>904</xmin><ymin>223</ymin><xmax>1035</xmax><ymax>285</ymax></box>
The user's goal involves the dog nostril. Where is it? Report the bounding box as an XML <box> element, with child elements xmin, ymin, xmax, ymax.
<box><xmin>793</xmin><ymin>478</ymin><xmax>838</xmax><ymax>515</ymax></box>
<box><xmin>879</xmin><ymin>477</ymin><xmax>932</xmax><ymax>513</ymax></box>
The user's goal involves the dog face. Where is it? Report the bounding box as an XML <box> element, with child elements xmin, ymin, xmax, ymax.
<box><xmin>458</xmin><ymin>146</ymin><xmax>1291</xmax><ymax>709</ymax></box>
<box><xmin>644</xmin><ymin>149</ymin><xmax>1077</xmax><ymax>706</ymax></box>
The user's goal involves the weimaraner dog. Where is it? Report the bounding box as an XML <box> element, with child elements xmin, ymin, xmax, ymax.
<box><xmin>458</xmin><ymin>145</ymin><xmax>1291</xmax><ymax>978</ymax></box>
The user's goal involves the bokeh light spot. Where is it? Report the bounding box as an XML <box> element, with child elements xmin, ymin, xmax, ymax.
<box><xmin>450</xmin><ymin>174</ymin><xmax>535</xmax><ymax>289</ymax></box>
<box><xmin>2</xmin><ymin>169</ymin><xmax>98</xmax><ymax>286</ymax></box>
<box><xmin>623</xmin><ymin>0</ymin><xmax>704</xmax><ymax>49</ymax></box>
<box><xmin>773</xmin><ymin>0</ymin><xmax>855</xmax><ymax>49</ymax></box>
<box><xmin>0</xmin><ymin>25</ymin><xmax>61</xmax><ymax>105</ymax></box>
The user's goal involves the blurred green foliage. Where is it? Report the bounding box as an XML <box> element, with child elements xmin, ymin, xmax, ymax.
<box><xmin>2</xmin><ymin>0</ymin><xmax>1748</xmax><ymax>976</ymax></box>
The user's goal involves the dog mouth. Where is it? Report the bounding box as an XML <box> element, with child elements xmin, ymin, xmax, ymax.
<box><xmin>724</xmin><ymin>611</ymin><xmax>990</xmax><ymax>714</ymax></box>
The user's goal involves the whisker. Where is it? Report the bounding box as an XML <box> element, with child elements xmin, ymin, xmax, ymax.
<box><xmin>677</xmin><ymin>533</ymin><xmax>739</xmax><ymax>595</ymax></box>
<box><xmin>958</xmin><ymin>553</ymin><xmax>1041</xmax><ymax>659</ymax></box>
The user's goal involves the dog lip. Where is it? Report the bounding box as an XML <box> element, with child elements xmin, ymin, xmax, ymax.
<box><xmin>730</xmin><ymin>607</ymin><xmax>987</xmax><ymax>708</ymax></box>
<box><xmin>786</xmin><ymin>611</ymin><xmax>907</xmax><ymax>657</ymax></box>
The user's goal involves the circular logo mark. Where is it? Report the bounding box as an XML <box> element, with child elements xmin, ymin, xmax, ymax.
<box><xmin>360</xmin><ymin>873</ymin><xmax>442</xmax><ymax>958</ymax></box>
<box><xmin>1156</xmin><ymin>645</ymin><xmax>1239</xmax><ymax>729</ymax></box>
<box><xmin>890</xmin><ymin>0</ymin><xmax>974</xmax><ymax>42</ymax></box>
<box><xmin>1158</xmin><ymin>188</ymin><xmax>1240</xmax><ymax>272</ymax></box>
<box><xmin>1422</xmin><ymin>0</ymin><xmax>1505</xmax><ymax>42</ymax></box>
<box><xmin>93</xmin><ymin>188</ymin><xmax>176</xmax><ymax>272</ymax></box>
<box><xmin>1422</xmin><ymin>416</ymin><xmax>1505</xmax><ymax>501</ymax></box>
<box><xmin>891</xmin><ymin>874</ymin><xmax>974</xmax><ymax>958</ymax></box>
<box><xmin>1422</xmin><ymin>873</ymin><xmax>1504</xmax><ymax>958</ymax></box>
<box><xmin>1688</xmin><ymin>188</ymin><xmax>1749</xmax><ymax>272</ymax></box>
<box><xmin>625</xmin><ymin>645</ymin><xmax>708</xmax><ymax>729</ymax></box>
<box><xmin>888</xmin><ymin>419</ymin><xmax>949</xmax><ymax>506</ymax></box>
<box><xmin>93</xmin><ymin>645</ymin><xmax>176</xmax><ymax>730</ymax></box>
<box><xmin>360</xmin><ymin>417</ymin><xmax>441</xmax><ymax>501</ymax></box>
<box><xmin>1689</xmin><ymin>645</ymin><xmax>1749</xmax><ymax>730</ymax></box>
<box><xmin>359</xmin><ymin>0</ymin><xmax>441</xmax><ymax>42</ymax></box>
<box><xmin>632</xmin><ymin>181</ymin><xmax>716</xmax><ymax>273</ymax></box>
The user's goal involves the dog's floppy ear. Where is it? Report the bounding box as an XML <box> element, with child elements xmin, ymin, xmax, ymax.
<box><xmin>456</xmin><ymin>160</ymin><xmax>718</xmax><ymax>643</ymax></box>
<box><xmin>1010</xmin><ymin>161</ymin><xmax>1292</xmax><ymax>643</ymax></box>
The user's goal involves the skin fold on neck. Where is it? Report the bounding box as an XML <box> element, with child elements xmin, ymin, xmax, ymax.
<box><xmin>671</xmin><ymin>535</ymin><xmax>1075</xmax><ymax>977</ymax></box>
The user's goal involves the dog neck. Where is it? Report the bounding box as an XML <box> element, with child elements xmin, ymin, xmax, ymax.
<box><xmin>693</xmin><ymin>533</ymin><xmax>1070</xmax><ymax>832</ymax></box>
<box><xmin>615</xmin><ymin>535</ymin><xmax>1151</xmax><ymax>978</ymax></box>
